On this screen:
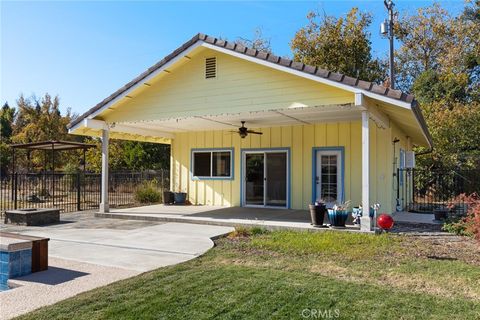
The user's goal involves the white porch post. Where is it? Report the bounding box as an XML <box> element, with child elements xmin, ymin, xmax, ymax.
<box><xmin>361</xmin><ymin>110</ymin><xmax>372</xmax><ymax>231</ymax></box>
<box><xmin>99</xmin><ymin>128</ymin><xmax>109</xmax><ymax>213</ymax></box>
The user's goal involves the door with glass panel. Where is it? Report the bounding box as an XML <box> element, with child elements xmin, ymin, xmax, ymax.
<box><xmin>315</xmin><ymin>150</ymin><xmax>343</xmax><ymax>208</ymax></box>
<box><xmin>243</xmin><ymin>151</ymin><xmax>288</xmax><ymax>208</ymax></box>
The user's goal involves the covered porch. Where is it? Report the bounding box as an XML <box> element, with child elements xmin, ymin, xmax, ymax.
<box><xmin>68</xmin><ymin>34</ymin><xmax>432</xmax><ymax>232</ymax></box>
<box><xmin>95</xmin><ymin>205</ymin><xmax>360</xmax><ymax>231</ymax></box>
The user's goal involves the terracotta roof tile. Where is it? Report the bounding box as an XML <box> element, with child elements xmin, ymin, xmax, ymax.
<box><xmin>234</xmin><ymin>44</ymin><xmax>247</xmax><ymax>53</ymax></box>
<box><xmin>329</xmin><ymin>72</ymin><xmax>344</xmax><ymax>82</ymax></box>
<box><xmin>316</xmin><ymin>68</ymin><xmax>330</xmax><ymax>78</ymax></box>
<box><xmin>405</xmin><ymin>94</ymin><xmax>415</xmax><ymax>103</ymax></box>
<box><xmin>205</xmin><ymin>36</ymin><xmax>216</xmax><ymax>44</ymax></box>
<box><xmin>267</xmin><ymin>54</ymin><xmax>280</xmax><ymax>63</ymax></box>
<box><xmin>215</xmin><ymin>39</ymin><xmax>226</xmax><ymax>47</ymax></box>
<box><xmin>279</xmin><ymin>57</ymin><xmax>292</xmax><ymax>67</ymax></box>
<box><xmin>371</xmin><ymin>84</ymin><xmax>388</xmax><ymax>95</ymax></box>
<box><xmin>225</xmin><ymin>42</ymin><xmax>235</xmax><ymax>50</ymax></box>
<box><xmin>246</xmin><ymin>48</ymin><xmax>257</xmax><ymax>57</ymax></box>
<box><xmin>357</xmin><ymin>80</ymin><xmax>372</xmax><ymax>90</ymax></box>
<box><xmin>343</xmin><ymin>76</ymin><xmax>358</xmax><ymax>86</ymax></box>
<box><xmin>303</xmin><ymin>65</ymin><xmax>316</xmax><ymax>74</ymax></box>
<box><xmin>291</xmin><ymin>61</ymin><xmax>304</xmax><ymax>71</ymax></box>
<box><xmin>256</xmin><ymin>51</ymin><xmax>268</xmax><ymax>60</ymax></box>
<box><xmin>387</xmin><ymin>89</ymin><xmax>403</xmax><ymax>99</ymax></box>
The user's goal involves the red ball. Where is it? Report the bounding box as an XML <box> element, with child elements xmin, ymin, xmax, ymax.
<box><xmin>377</xmin><ymin>214</ymin><xmax>394</xmax><ymax>230</ymax></box>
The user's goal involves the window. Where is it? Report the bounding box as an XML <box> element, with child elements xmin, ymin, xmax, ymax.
<box><xmin>192</xmin><ymin>149</ymin><xmax>232</xmax><ymax>179</ymax></box>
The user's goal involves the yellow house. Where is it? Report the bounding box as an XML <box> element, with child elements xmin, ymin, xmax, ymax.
<box><xmin>68</xmin><ymin>33</ymin><xmax>432</xmax><ymax>231</ymax></box>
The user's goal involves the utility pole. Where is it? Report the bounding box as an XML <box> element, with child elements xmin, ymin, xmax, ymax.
<box><xmin>381</xmin><ymin>0</ymin><xmax>395</xmax><ymax>89</ymax></box>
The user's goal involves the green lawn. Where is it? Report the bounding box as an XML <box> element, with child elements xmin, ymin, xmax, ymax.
<box><xmin>17</xmin><ymin>230</ymin><xmax>480</xmax><ymax>320</ymax></box>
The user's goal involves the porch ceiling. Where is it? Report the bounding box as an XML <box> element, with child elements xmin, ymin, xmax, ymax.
<box><xmin>114</xmin><ymin>103</ymin><xmax>360</xmax><ymax>133</ymax></box>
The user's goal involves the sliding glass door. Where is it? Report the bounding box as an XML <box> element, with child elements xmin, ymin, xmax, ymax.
<box><xmin>243</xmin><ymin>150</ymin><xmax>288</xmax><ymax>208</ymax></box>
<box><xmin>245</xmin><ymin>153</ymin><xmax>265</xmax><ymax>206</ymax></box>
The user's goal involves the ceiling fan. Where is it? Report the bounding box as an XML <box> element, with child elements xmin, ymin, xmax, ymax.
<box><xmin>231</xmin><ymin>121</ymin><xmax>263</xmax><ymax>139</ymax></box>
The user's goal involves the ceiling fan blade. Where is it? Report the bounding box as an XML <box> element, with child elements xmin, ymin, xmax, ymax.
<box><xmin>247</xmin><ymin>130</ymin><xmax>263</xmax><ymax>135</ymax></box>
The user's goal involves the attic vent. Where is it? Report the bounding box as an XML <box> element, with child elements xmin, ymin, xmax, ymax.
<box><xmin>205</xmin><ymin>57</ymin><xmax>216</xmax><ymax>79</ymax></box>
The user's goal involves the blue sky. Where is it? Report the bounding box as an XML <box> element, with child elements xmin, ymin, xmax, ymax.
<box><xmin>1</xmin><ymin>1</ymin><xmax>464</xmax><ymax>115</ymax></box>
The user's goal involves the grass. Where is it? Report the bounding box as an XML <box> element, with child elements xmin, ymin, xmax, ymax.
<box><xmin>17</xmin><ymin>230</ymin><xmax>480</xmax><ymax>320</ymax></box>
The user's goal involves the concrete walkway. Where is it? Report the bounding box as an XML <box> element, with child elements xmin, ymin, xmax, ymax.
<box><xmin>0</xmin><ymin>212</ymin><xmax>233</xmax><ymax>319</ymax></box>
<box><xmin>392</xmin><ymin>211</ymin><xmax>443</xmax><ymax>225</ymax></box>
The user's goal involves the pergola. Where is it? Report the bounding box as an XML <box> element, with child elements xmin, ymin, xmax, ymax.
<box><xmin>9</xmin><ymin>141</ymin><xmax>96</xmax><ymax>209</ymax></box>
<box><xmin>10</xmin><ymin>140</ymin><xmax>95</xmax><ymax>173</ymax></box>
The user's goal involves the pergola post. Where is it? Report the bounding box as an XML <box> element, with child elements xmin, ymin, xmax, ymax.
<box><xmin>99</xmin><ymin>128</ymin><xmax>110</xmax><ymax>213</ymax></box>
<box><xmin>361</xmin><ymin>110</ymin><xmax>372</xmax><ymax>232</ymax></box>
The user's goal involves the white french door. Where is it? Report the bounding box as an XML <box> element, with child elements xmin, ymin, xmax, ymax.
<box><xmin>242</xmin><ymin>150</ymin><xmax>288</xmax><ymax>208</ymax></box>
<box><xmin>315</xmin><ymin>150</ymin><xmax>343</xmax><ymax>208</ymax></box>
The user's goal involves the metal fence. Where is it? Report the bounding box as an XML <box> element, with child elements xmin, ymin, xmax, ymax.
<box><xmin>397</xmin><ymin>168</ymin><xmax>479</xmax><ymax>214</ymax></box>
<box><xmin>0</xmin><ymin>170</ymin><xmax>169</xmax><ymax>214</ymax></box>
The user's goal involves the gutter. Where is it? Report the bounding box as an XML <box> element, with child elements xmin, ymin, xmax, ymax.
<box><xmin>410</xmin><ymin>100</ymin><xmax>433</xmax><ymax>156</ymax></box>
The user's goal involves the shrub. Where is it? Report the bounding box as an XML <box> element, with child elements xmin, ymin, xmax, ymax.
<box><xmin>229</xmin><ymin>226</ymin><xmax>269</xmax><ymax>238</ymax></box>
<box><xmin>443</xmin><ymin>193</ymin><xmax>480</xmax><ymax>241</ymax></box>
<box><xmin>134</xmin><ymin>180</ymin><xmax>161</xmax><ymax>204</ymax></box>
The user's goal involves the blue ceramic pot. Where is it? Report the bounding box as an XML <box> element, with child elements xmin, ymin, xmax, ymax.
<box><xmin>174</xmin><ymin>192</ymin><xmax>187</xmax><ymax>204</ymax></box>
<box><xmin>328</xmin><ymin>209</ymin><xmax>349</xmax><ymax>227</ymax></box>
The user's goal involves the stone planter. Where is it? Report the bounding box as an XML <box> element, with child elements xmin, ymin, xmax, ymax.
<box><xmin>4</xmin><ymin>208</ymin><xmax>59</xmax><ymax>226</ymax></box>
<box><xmin>309</xmin><ymin>203</ymin><xmax>326</xmax><ymax>227</ymax></box>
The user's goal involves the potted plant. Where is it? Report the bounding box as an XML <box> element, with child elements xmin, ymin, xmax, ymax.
<box><xmin>309</xmin><ymin>200</ymin><xmax>327</xmax><ymax>227</ymax></box>
<box><xmin>328</xmin><ymin>200</ymin><xmax>351</xmax><ymax>228</ymax></box>
<box><xmin>174</xmin><ymin>190</ymin><xmax>187</xmax><ymax>205</ymax></box>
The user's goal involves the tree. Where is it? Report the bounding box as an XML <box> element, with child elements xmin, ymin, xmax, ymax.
<box><xmin>235</xmin><ymin>27</ymin><xmax>272</xmax><ymax>53</ymax></box>
<box><xmin>395</xmin><ymin>2</ymin><xmax>479</xmax><ymax>99</ymax></box>
<box><xmin>291</xmin><ymin>8</ymin><xmax>386</xmax><ymax>83</ymax></box>
<box><xmin>0</xmin><ymin>102</ymin><xmax>15</xmax><ymax>140</ymax></box>
<box><xmin>412</xmin><ymin>70</ymin><xmax>469</xmax><ymax>105</ymax></box>
<box><xmin>84</xmin><ymin>138</ymin><xmax>170</xmax><ymax>173</ymax></box>
<box><xmin>416</xmin><ymin>101</ymin><xmax>480</xmax><ymax>171</ymax></box>
<box><xmin>10</xmin><ymin>94</ymin><xmax>79</xmax><ymax>171</ymax></box>
<box><xmin>0</xmin><ymin>102</ymin><xmax>15</xmax><ymax>176</ymax></box>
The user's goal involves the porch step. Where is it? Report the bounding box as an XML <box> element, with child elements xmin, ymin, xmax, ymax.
<box><xmin>95</xmin><ymin>212</ymin><xmax>362</xmax><ymax>233</ymax></box>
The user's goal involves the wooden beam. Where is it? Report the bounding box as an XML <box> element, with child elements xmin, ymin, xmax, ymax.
<box><xmin>355</xmin><ymin>93</ymin><xmax>389</xmax><ymax>129</ymax></box>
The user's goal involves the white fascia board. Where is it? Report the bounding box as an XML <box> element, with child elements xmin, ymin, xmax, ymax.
<box><xmin>83</xmin><ymin>119</ymin><xmax>108</xmax><ymax>131</ymax></box>
<box><xmin>202</xmin><ymin>43</ymin><xmax>413</xmax><ymax>110</ymax></box>
<box><xmin>70</xmin><ymin>118</ymin><xmax>175</xmax><ymax>140</ymax></box>
<box><xmin>68</xmin><ymin>41</ymin><xmax>204</xmax><ymax>133</ymax></box>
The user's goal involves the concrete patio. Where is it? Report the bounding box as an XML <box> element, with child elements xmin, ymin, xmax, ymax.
<box><xmin>0</xmin><ymin>211</ymin><xmax>233</xmax><ymax>319</ymax></box>
<box><xmin>96</xmin><ymin>205</ymin><xmax>361</xmax><ymax>231</ymax></box>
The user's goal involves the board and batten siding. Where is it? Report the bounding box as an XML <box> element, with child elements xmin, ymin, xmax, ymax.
<box><xmin>101</xmin><ymin>48</ymin><xmax>353</xmax><ymax>123</ymax></box>
<box><xmin>171</xmin><ymin>120</ymin><xmax>410</xmax><ymax>213</ymax></box>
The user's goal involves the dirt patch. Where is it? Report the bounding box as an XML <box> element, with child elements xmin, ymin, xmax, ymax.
<box><xmin>398</xmin><ymin>235</ymin><xmax>480</xmax><ymax>266</ymax></box>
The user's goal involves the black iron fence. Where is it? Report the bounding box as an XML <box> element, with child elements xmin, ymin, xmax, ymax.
<box><xmin>0</xmin><ymin>170</ymin><xmax>169</xmax><ymax>214</ymax></box>
<box><xmin>397</xmin><ymin>168</ymin><xmax>479</xmax><ymax>214</ymax></box>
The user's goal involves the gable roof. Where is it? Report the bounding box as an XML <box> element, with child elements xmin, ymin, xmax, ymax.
<box><xmin>68</xmin><ymin>33</ymin><xmax>430</xmax><ymax>147</ymax></box>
